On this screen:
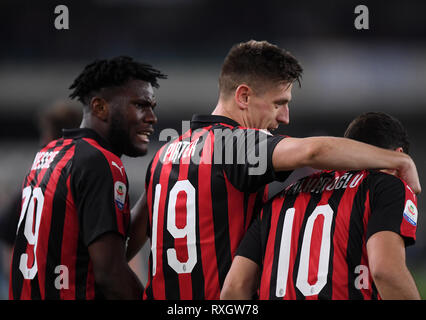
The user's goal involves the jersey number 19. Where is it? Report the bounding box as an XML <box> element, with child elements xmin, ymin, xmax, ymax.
<box><xmin>151</xmin><ymin>180</ymin><xmax>197</xmax><ymax>275</ymax></box>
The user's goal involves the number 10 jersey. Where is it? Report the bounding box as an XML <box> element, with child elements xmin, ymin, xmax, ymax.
<box><xmin>236</xmin><ymin>169</ymin><xmax>418</xmax><ymax>300</ymax></box>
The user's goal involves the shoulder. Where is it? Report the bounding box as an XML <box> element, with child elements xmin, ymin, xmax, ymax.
<box><xmin>367</xmin><ymin>171</ymin><xmax>417</xmax><ymax>209</ymax></box>
<box><xmin>367</xmin><ymin>171</ymin><xmax>407</xmax><ymax>192</ymax></box>
<box><xmin>72</xmin><ymin>138</ymin><xmax>126</xmax><ymax>180</ymax></box>
<box><xmin>208</xmin><ymin>124</ymin><xmax>286</xmax><ymax>146</ymax></box>
<box><xmin>73</xmin><ymin>138</ymin><xmax>121</xmax><ymax>165</ymax></box>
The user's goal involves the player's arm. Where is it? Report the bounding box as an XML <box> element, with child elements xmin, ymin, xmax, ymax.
<box><xmin>366</xmin><ymin>173</ymin><xmax>419</xmax><ymax>299</ymax></box>
<box><xmin>126</xmin><ymin>191</ymin><xmax>149</xmax><ymax>261</ymax></box>
<box><xmin>72</xmin><ymin>144</ymin><xmax>144</xmax><ymax>299</ymax></box>
<box><xmin>220</xmin><ymin>256</ymin><xmax>260</xmax><ymax>300</ymax></box>
<box><xmin>272</xmin><ymin>137</ymin><xmax>421</xmax><ymax>194</ymax></box>
<box><xmin>366</xmin><ymin>231</ymin><xmax>420</xmax><ymax>300</ymax></box>
<box><xmin>126</xmin><ymin>160</ymin><xmax>154</xmax><ymax>261</ymax></box>
<box><xmin>89</xmin><ymin>232</ymin><xmax>143</xmax><ymax>299</ymax></box>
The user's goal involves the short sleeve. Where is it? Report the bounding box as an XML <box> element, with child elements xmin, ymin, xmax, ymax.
<box><xmin>71</xmin><ymin>141</ymin><xmax>130</xmax><ymax>246</ymax></box>
<box><xmin>221</xmin><ymin>128</ymin><xmax>292</xmax><ymax>192</ymax></box>
<box><xmin>236</xmin><ymin>216</ymin><xmax>262</xmax><ymax>266</ymax></box>
<box><xmin>366</xmin><ymin>173</ymin><xmax>418</xmax><ymax>246</ymax></box>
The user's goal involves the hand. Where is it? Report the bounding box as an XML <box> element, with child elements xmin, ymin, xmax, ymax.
<box><xmin>397</xmin><ymin>157</ymin><xmax>421</xmax><ymax>194</ymax></box>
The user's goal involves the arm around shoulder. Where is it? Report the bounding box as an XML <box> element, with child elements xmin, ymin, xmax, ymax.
<box><xmin>272</xmin><ymin>137</ymin><xmax>421</xmax><ymax>194</ymax></box>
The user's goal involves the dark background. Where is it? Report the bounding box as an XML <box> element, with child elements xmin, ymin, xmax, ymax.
<box><xmin>0</xmin><ymin>0</ymin><xmax>425</xmax><ymax>298</ymax></box>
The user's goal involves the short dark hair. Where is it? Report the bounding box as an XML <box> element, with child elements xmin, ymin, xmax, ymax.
<box><xmin>344</xmin><ymin>112</ymin><xmax>410</xmax><ymax>154</ymax></box>
<box><xmin>69</xmin><ymin>56</ymin><xmax>167</xmax><ymax>105</ymax></box>
<box><xmin>38</xmin><ymin>101</ymin><xmax>82</xmax><ymax>139</ymax></box>
<box><xmin>219</xmin><ymin>40</ymin><xmax>303</xmax><ymax>96</ymax></box>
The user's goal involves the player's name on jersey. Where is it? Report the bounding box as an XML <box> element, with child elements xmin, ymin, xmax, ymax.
<box><xmin>160</xmin><ymin>128</ymin><xmax>269</xmax><ymax>176</ymax></box>
<box><xmin>162</xmin><ymin>138</ymin><xmax>200</xmax><ymax>163</ymax></box>
<box><xmin>31</xmin><ymin>151</ymin><xmax>60</xmax><ymax>171</ymax></box>
<box><xmin>286</xmin><ymin>172</ymin><xmax>364</xmax><ymax>195</ymax></box>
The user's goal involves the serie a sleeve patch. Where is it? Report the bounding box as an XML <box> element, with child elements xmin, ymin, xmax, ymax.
<box><xmin>114</xmin><ymin>181</ymin><xmax>127</xmax><ymax>211</ymax></box>
<box><xmin>403</xmin><ymin>199</ymin><xmax>418</xmax><ymax>226</ymax></box>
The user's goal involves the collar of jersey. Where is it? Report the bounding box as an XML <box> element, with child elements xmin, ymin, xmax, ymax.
<box><xmin>190</xmin><ymin>114</ymin><xmax>241</xmax><ymax>130</ymax></box>
<box><xmin>62</xmin><ymin>128</ymin><xmax>114</xmax><ymax>153</ymax></box>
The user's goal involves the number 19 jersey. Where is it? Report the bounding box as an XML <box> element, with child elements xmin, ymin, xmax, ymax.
<box><xmin>144</xmin><ymin>115</ymin><xmax>290</xmax><ymax>300</ymax></box>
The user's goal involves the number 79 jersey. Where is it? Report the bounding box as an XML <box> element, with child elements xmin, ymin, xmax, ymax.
<box><xmin>143</xmin><ymin>115</ymin><xmax>289</xmax><ymax>300</ymax></box>
<box><xmin>236</xmin><ymin>170</ymin><xmax>418</xmax><ymax>300</ymax></box>
<box><xmin>10</xmin><ymin>129</ymin><xmax>130</xmax><ymax>300</ymax></box>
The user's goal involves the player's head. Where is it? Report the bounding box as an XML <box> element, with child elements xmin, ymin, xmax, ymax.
<box><xmin>344</xmin><ymin>112</ymin><xmax>410</xmax><ymax>154</ymax></box>
<box><xmin>219</xmin><ymin>40</ymin><xmax>303</xmax><ymax>131</ymax></box>
<box><xmin>69</xmin><ymin>56</ymin><xmax>167</xmax><ymax>157</ymax></box>
<box><xmin>38</xmin><ymin>100</ymin><xmax>82</xmax><ymax>147</ymax></box>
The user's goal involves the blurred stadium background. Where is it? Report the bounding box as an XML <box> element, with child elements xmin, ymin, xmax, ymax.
<box><xmin>0</xmin><ymin>0</ymin><xmax>425</xmax><ymax>299</ymax></box>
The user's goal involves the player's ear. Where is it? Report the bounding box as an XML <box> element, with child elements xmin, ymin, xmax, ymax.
<box><xmin>234</xmin><ymin>84</ymin><xmax>251</xmax><ymax>110</ymax></box>
<box><xmin>395</xmin><ymin>147</ymin><xmax>404</xmax><ymax>153</ymax></box>
<box><xmin>90</xmin><ymin>97</ymin><xmax>109</xmax><ymax>121</ymax></box>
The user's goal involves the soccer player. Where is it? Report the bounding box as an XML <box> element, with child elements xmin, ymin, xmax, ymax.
<box><xmin>221</xmin><ymin>112</ymin><xmax>420</xmax><ymax>300</ymax></box>
<box><xmin>9</xmin><ymin>56</ymin><xmax>166</xmax><ymax>299</ymax></box>
<box><xmin>0</xmin><ymin>101</ymin><xmax>82</xmax><ymax>250</ymax></box>
<box><xmin>0</xmin><ymin>101</ymin><xmax>82</xmax><ymax>299</ymax></box>
<box><xmin>127</xmin><ymin>41</ymin><xmax>420</xmax><ymax>300</ymax></box>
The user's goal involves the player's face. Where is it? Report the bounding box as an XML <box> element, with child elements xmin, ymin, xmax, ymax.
<box><xmin>108</xmin><ymin>79</ymin><xmax>157</xmax><ymax>157</ymax></box>
<box><xmin>249</xmin><ymin>81</ymin><xmax>292</xmax><ymax>131</ymax></box>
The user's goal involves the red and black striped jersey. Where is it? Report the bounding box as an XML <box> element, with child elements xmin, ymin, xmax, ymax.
<box><xmin>10</xmin><ymin>128</ymin><xmax>130</xmax><ymax>300</ymax></box>
<box><xmin>237</xmin><ymin>170</ymin><xmax>418</xmax><ymax>300</ymax></box>
<box><xmin>144</xmin><ymin>114</ymin><xmax>291</xmax><ymax>300</ymax></box>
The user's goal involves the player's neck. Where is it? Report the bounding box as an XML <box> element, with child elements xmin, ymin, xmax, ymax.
<box><xmin>212</xmin><ymin>99</ymin><xmax>245</xmax><ymax>127</ymax></box>
<box><xmin>80</xmin><ymin>115</ymin><xmax>110</xmax><ymax>145</ymax></box>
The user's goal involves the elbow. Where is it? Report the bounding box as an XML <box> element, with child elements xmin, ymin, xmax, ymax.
<box><xmin>93</xmin><ymin>267</ymin><xmax>113</xmax><ymax>289</ymax></box>
<box><xmin>369</xmin><ymin>260</ymin><xmax>387</xmax><ymax>281</ymax></box>
<box><xmin>220</xmin><ymin>282</ymin><xmax>243</xmax><ymax>300</ymax></box>
<box><xmin>370</xmin><ymin>268</ymin><xmax>387</xmax><ymax>284</ymax></box>
<box><xmin>93</xmin><ymin>262</ymin><xmax>122</xmax><ymax>289</ymax></box>
<box><xmin>369</xmin><ymin>263</ymin><xmax>400</xmax><ymax>285</ymax></box>
<box><xmin>220</xmin><ymin>279</ymin><xmax>254</xmax><ymax>300</ymax></box>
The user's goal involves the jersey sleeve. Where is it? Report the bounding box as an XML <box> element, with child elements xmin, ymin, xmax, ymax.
<box><xmin>236</xmin><ymin>215</ymin><xmax>262</xmax><ymax>266</ymax></box>
<box><xmin>71</xmin><ymin>141</ymin><xmax>130</xmax><ymax>246</ymax></box>
<box><xmin>145</xmin><ymin>157</ymin><xmax>154</xmax><ymax>189</ymax></box>
<box><xmin>221</xmin><ymin>128</ymin><xmax>292</xmax><ymax>192</ymax></box>
<box><xmin>366</xmin><ymin>173</ymin><xmax>418</xmax><ymax>246</ymax></box>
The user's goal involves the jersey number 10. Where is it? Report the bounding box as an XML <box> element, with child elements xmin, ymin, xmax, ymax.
<box><xmin>275</xmin><ymin>204</ymin><xmax>334</xmax><ymax>298</ymax></box>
